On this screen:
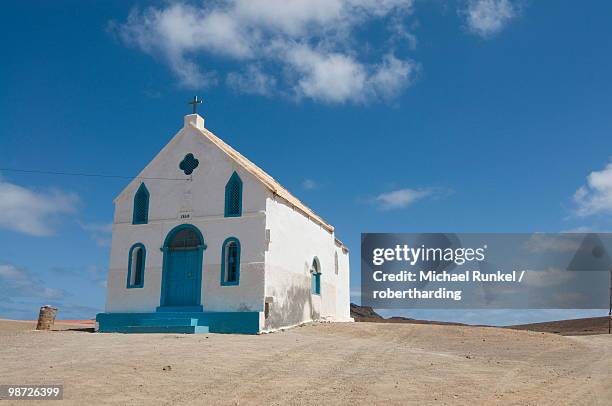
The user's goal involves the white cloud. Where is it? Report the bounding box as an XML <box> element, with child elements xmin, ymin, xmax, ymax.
<box><xmin>0</xmin><ymin>178</ymin><xmax>78</xmax><ymax>236</ymax></box>
<box><xmin>350</xmin><ymin>287</ymin><xmax>362</xmax><ymax>301</ymax></box>
<box><xmin>461</xmin><ymin>0</ymin><xmax>517</xmax><ymax>38</ymax></box>
<box><xmin>522</xmin><ymin>267</ymin><xmax>574</xmax><ymax>288</ymax></box>
<box><xmin>287</xmin><ymin>45</ymin><xmax>367</xmax><ymax>103</ymax></box>
<box><xmin>562</xmin><ymin>226</ymin><xmax>592</xmax><ymax>233</ymax></box>
<box><xmin>389</xmin><ymin>17</ymin><xmax>419</xmax><ymax>50</ymax></box>
<box><xmin>78</xmin><ymin>221</ymin><xmax>113</xmax><ymax>247</ymax></box>
<box><xmin>51</xmin><ymin>265</ymin><xmax>108</xmax><ymax>289</ymax></box>
<box><xmin>524</xmin><ymin>234</ymin><xmax>581</xmax><ymax>253</ymax></box>
<box><xmin>574</xmin><ymin>162</ymin><xmax>612</xmax><ymax>217</ymax></box>
<box><xmin>0</xmin><ymin>263</ymin><xmax>65</xmax><ymax>300</ymax></box>
<box><xmin>87</xmin><ymin>265</ymin><xmax>108</xmax><ymax>288</ymax></box>
<box><xmin>375</xmin><ymin>188</ymin><xmax>433</xmax><ymax>210</ymax></box>
<box><xmin>233</xmin><ymin>0</ymin><xmax>346</xmax><ymax>37</ymax></box>
<box><xmin>369</xmin><ymin>53</ymin><xmax>418</xmax><ymax>100</ymax></box>
<box><xmin>227</xmin><ymin>65</ymin><xmax>277</xmax><ymax>96</ymax></box>
<box><xmin>110</xmin><ymin>0</ymin><xmax>418</xmax><ymax>103</ymax></box>
<box><xmin>283</xmin><ymin>45</ymin><xmax>418</xmax><ymax>103</ymax></box>
<box><xmin>78</xmin><ymin>222</ymin><xmax>112</xmax><ymax>234</ymax></box>
<box><xmin>301</xmin><ymin>179</ymin><xmax>319</xmax><ymax>190</ymax></box>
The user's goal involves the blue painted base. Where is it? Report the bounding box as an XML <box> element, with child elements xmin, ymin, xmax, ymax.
<box><xmin>156</xmin><ymin>306</ymin><xmax>203</xmax><ymax>312</ymax></box>
<box><xmin>96</xmin><ymin>311</ymin><xmax>260</xmax><ymax>334</ymax></box>
<box><xmin>122</xmin><ymin>325</ymin><xmax>209</xmax><ymax>334</ymax></box>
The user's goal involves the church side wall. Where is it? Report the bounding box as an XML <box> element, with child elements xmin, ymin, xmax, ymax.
<box><xmin>334</xmin><ymin>244</ymin><xmax>351</xmax><ymax>320</ymax></box>
<box><xmin>262</xmin><ymin>196</ymin><xmax>351</xmax><ymax>331</ymax></box>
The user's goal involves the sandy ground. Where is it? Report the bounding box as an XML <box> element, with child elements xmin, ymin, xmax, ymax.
<box><xmin>0</xmin><ymin>320</ymin><xmax>610</xmax><ymax>405</ymax></box>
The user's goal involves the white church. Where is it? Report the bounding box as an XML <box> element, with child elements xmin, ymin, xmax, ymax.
<box><xmin>96</xmin><ymin>105</ymin><xmax>351</xmax><ymax>334</ymax></box>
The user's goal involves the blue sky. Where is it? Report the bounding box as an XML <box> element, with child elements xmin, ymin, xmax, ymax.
<box><xmin>1</xmin><ymin>1</ymin><xmax>612</xmax><ymax>324</ymax></box>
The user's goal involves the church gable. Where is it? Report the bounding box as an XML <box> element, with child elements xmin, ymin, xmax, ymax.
<box><xmin>114</xmin><ymin>113</ymin><xmax>333</xmax><ymax>233</ymax></box>
<box><xmin>113</xmin><ymin>116</ymin><xmax>268</xmax><ymax>224</ymax></box>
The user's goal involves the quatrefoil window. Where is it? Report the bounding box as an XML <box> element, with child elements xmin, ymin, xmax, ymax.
<box><xmin>179</xmin><ymin>153</ymin><xmax>199</xmax><ymax>175</ymax></box>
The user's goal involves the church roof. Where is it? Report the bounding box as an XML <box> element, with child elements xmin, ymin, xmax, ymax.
<box><xmin>195</xmin><ymin>123</ymin><xmax>335</xmax><ymax>233</ymax></box>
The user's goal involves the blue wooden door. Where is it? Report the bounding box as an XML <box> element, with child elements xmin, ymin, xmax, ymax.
<box><xmin>166</xmin><ymin>249</ymin><xmax>199</xmax><ymax>306</ymax></box>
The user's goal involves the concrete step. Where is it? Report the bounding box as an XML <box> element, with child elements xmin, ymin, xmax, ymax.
<box><xmin>121</xmin><ymin>325</ymin><xmax>209</xmax><ymax>334</ymax></box>
<box><xmin>97</xmin><ymin>311</ymin><xmax>261</xmax><ymax>334</ymax></box>
<box><xmin>133</xmin><ymin>318</ymin><xmax>199</xmax><ymax>327</ymax></box>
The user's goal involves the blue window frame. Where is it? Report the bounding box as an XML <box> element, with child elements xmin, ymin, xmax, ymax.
<box><xmin>221</xmin><ymin>237</ymin><xmax>240</xmax><ymax>286</ymax></box>
<box><xmin>311</xmin><ymin>258</ymin><xmax>321</xmax><ymax>295</ymax></box>
<box><xmin>133</xmin><ymin>183</ymin><xmax>149</xmax><ymax>225</ymax></box>
<box><xmin>224</xmin><ymin>172</ymin><xmax>243</xmax><ymax>217</ymax></box>
<box><xmin>127</xmin><ymin>243</ymin><xmax>146</xmax><ymax>288</ymax></box>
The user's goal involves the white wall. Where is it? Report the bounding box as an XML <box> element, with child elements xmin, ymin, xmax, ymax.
<box><xmin>106</xmin><ymin>214</ymin><xmax>266</xmax><ymax>313</ymax></box>
<box><xmin>263</xmin><ymin>196</ymin><xmax>352</xmax><ymax>331</ymax></box>
<box><xmin>104</xmin><ymin>116</ymin><xmax>350</xmax><ymax>331</ymax></box>
<box><xmin>334</xmin><ymin>245</ymin><xmax>351</xmax><ymax>320</ymax></box>
<box><xmin>106</xmin><ymin>121</ymin><xmax>267</xmax><ymax>313</ymax></box>
<box><xmin>113</xmin><ymin>125</ymin><xmax>268</xmax><ymax>225</ymax></box>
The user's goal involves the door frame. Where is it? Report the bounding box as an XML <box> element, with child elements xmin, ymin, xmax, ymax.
<box><xmin>157</xmin><ymin>224</ymin><xmax>206</xmax><ymax>312</ymax></box>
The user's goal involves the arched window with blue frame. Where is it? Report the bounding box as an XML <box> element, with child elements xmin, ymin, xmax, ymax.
<box><xmin>127</xmin><ymin>243</ymin><xmax>146</xmax><ymax>288</ymax></box>
<box><xmin>311</xmin><ymin>257</ymin><xmax>321</xmax><ymax>295</ymax></box>
<box><xmin>224</xmin><ymin>172</ymin><xmax>242</xmax><ymax>217</ymax></box>
<box><xmin>133</xmin><ymin>183</ymin><xmax>149</xmax><ymax>224</ymax></box>
<box><xmin>221</xmin><ymin>237</ymin><xmax>240</xmax><ymax>286</ymax></box>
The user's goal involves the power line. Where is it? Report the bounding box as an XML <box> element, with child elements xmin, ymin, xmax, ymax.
<box><xmin>0</xmin><ymin>167</ymin><xmax>186</xmax><ymax>181</ymax></box>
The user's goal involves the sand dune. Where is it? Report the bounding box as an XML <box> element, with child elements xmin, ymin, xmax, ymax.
<box><xmin>0</xmin><ymin>320</ymin><xmax>610</xmax><ymax>405</ymax></box>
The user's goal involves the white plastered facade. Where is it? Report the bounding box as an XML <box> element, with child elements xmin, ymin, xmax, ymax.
<box><xmin>105</xmin><ymin>114</ymin><xmax>351</xmax><ymax>332</ymax></box>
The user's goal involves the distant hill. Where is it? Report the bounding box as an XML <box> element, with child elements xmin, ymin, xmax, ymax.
<box><xmin>508</xmin><ymin>317</ymin><xmax>610</xmax><ymax>336</ymax></box>
<box><xmin>350</xmin><ymin>304</ymin><xmax>466</xmax><ymax>326</ymax></box>
<box><xmin>350</xmin><ymin>303</ymin><xmax>383</xmax><ymax>322</ymax></box>
<box><xmin>350</xmin><ymin>304</ymin><xmax>610</xmax><ymax>335</ymax></box>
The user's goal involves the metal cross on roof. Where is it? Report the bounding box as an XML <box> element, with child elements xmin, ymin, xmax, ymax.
<box><xmin>188</xmin><ymin>96</ymin><xmax>203</xmax><ymax>114</ymax></box>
